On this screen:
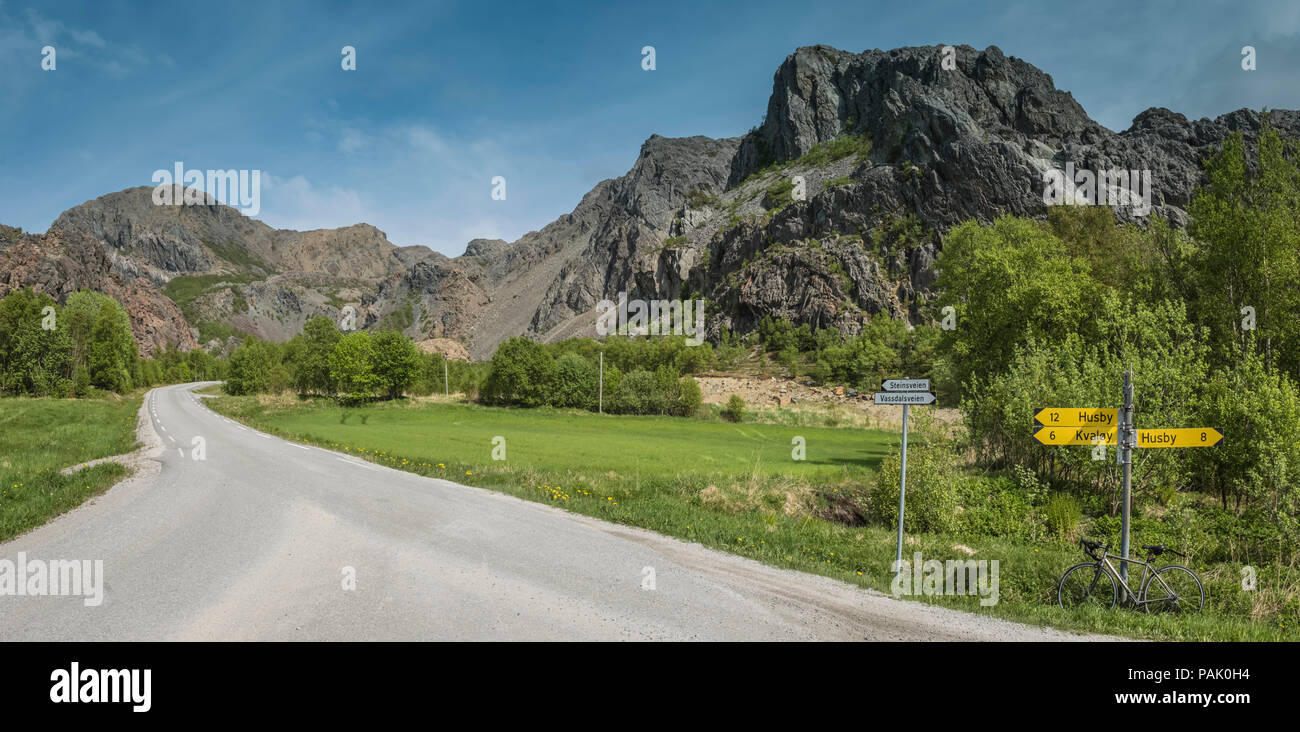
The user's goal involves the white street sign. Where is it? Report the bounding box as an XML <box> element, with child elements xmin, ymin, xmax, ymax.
<box><xmin>874</xmin><ymin>391</ymin><xmax>936</xmax><ymax>405</ymax></box>
<box><xmin>882</xmin><ymin>378</ymin><xmax>930</xmax><ymax>392</ymax></box>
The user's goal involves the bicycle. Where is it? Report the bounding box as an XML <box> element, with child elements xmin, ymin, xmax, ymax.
<box><xmin>1056</xmin><ymin>538</ymin><xmax>1205</xmax><ymax>614</ymax></box>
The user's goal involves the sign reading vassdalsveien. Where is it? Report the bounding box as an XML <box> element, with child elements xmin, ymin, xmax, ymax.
<box><xmin>874</xmin><ymin>391</ymin><xmax>936</xmax><ymax>405</ymax></box>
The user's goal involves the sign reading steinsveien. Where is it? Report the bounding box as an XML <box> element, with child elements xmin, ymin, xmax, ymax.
<box><xmin>1136</xmin><ymin>428</ymin><xmax>1223</xmax><ymax>448</ymax></box>
<box><xmin>1034</xmin><ymin>407</ymin><xmax>1118</xmax><ymax>428</ymax></box>
<box><xmin>874</xmin><ymin>391</ymin><xmax>936</xmax><ymax>405</ymax></box>
<box><xmin>882</xmin><ymin>378</ymin><xmax>930</xmax><ymax>392</ymax></box>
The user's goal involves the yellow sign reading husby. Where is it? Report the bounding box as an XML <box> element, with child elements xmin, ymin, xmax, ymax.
<box><xmin>1033</xmin><ymin>426</ymin><xmax>1118</xmax><ymax>446</ymax></box>
<box><xmin>1136</xmin><ymin>428</ymin><xmax>1223</xmax><ymax>448</ymax></box>
<box><xmin>1034</xmin><ymin>408</ymin><xmax>1118</xmax><ymax>428</ymax></box>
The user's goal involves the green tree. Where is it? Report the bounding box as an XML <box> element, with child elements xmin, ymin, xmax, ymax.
<box><xmin>294</xmin><ymin>316</ymin><xmax>342</xmax><ymax>395</ymax></box>
<box><xmin>934</xmin><ymin>216</ymin><xmax>1103</xmax><ymax>400</ymax></box>
<box><xmin>1187</xmin><ymin>126</ymin><xmax>1300</xmax><ymax>378</ymax></box>
<box><xmin>1194</xmin><ymin>352</ymin><xmax>1300</xmax><ymax>551</ymax></box>
<box><xmin>224</xmin><ymin>337</ymin><xmax>278</xmax><ymax>395</ymax></box>
<box><xmin>330</xmin><ymin>331</ymin><xmax>377</xmax><ymax>402</ymax></box>
<box><xmin>481</xmin><ymin>337</ymin><xmax>556</xmax><ymax>407</ymax></box>
<box><xmin>371</xmin><ymin>329</ymin><xmax>421</xmax><ymax>399</ymax></box>
<box><xmin>62</xmin><ymin>291</ymin><xmax>137</xmax><ymax>393</ymax></box>
<box><xmin>0</xmin><ymin>288</ymin><xmax>72</xmax><ymax>396</ymax></box>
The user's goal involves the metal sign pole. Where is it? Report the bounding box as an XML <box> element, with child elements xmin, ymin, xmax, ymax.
<box><xmin>1120</xmin><ymin>370</ymin><xmax>1133</xmax><ymax>585</ymax></box>
<box><xmin>444</xmin><ymin>354</ymin><xmax>449</xmax><ymax>397</ymax></box>
<box><xmin>895</xmin><ymin>402</ymin><xmax>910</xmax><ymax>570</ymax></box>
<box><xmin>598</xmin><ymin>352</ymin><xmax>604</xmax><ymax>414</ymax></box>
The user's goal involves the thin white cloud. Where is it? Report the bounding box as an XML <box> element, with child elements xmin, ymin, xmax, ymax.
<box><xmin>257</xmin><ymin>173</ymin><xmax>368</xmax><ymax>232</ymax></box>
<box><xmin>403</xmin><ymin>124</ymin><xmax>449</xmax><ymax>156</ymax></box>
<box><xmin>339</xmin><ymin>128</ymin><xmax>372</xmax><ymax>153</ymax></box>
<box><xmin>69</xmin><ymin>28</ymin><xmax>105</xmax><ymax>47</ymax></box>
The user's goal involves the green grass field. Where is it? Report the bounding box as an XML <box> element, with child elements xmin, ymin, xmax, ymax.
<box><xmin>210</xmin><ymin>394</ymin><xmax>1294</xmax><ymax>641</ymax></box>
<box><xmin>235</xmin><ymin>398</ymin><xmax>892</xmax><ymax>479</ymax></box>
<box><xmin>0</xmin><ymin>397</ymin><xmax>141</xmax><ymax>542</ymax></box>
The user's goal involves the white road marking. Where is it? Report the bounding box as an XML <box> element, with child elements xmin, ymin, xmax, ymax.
<box><xmin>336</xmin><ymin>457</ymin><xmax>380</xmax><ymax>471</ymax></box>
<box><xmin>168</xmin><ymin>435</ymin><xmax>175</xmax><ymax>443</ymax></box>
<box><xmin>176</xmin><ymin>448</ymin><xmax>184</xmax><ymax>457</ymax></box>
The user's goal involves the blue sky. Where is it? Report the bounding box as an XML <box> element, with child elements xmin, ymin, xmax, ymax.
<box><xmin>2</xmin><ymin>0</ymin><xmax>1298</xmax><ymax>255</ymax></box>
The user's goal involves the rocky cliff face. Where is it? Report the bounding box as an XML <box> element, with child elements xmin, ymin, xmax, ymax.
<box><xmin>19</xmin><ymin>44</ymin><xmax>1300</xmax><ymax>358</ymax></box>
<box><xmin>0</xmin><ymin>224</ymin><xmax>197</xmax><ymax>354</ymax></box>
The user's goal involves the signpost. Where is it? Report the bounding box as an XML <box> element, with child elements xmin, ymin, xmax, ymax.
<box><xmin>1119</xmin><ymin>372</ymin><xmax>1134</xmax><ymax>584</ymax></box>
<box><xmin>1032</xmin><ymin>370</ymin><xmax>1221</xmax><ymax>585</ymax></box>
<box><xmin>875</xmin><ymin>378</ymin><xmax>936</xmax><ymax>571</ymax></box>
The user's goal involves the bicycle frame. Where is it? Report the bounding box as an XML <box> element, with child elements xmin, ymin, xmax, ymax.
<box><xmin>1093</xmin><ymin>551</ymin><xmax>1176</xmax><ymax>606</ymax></box>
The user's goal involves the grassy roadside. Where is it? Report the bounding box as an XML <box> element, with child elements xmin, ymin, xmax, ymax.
<box><xmin>0</xmin><ymin>396</ymin><xmax>142</xmax><ymax>542</ymax></box>
<box><xmin>208</xmin><ymin>393</ymin><xmax>1293</xmax><ymax>641</ymax></box>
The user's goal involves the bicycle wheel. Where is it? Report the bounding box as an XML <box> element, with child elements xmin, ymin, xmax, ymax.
<box><xmin>1139</xmin><ymin>565</ymin><xmax>1205</xmax><ymax>614</ymax></box>
<box><xmin>1057</xmin><ymin>563</ymin><xmax>1117</xmax><ymax>610</ymax></box>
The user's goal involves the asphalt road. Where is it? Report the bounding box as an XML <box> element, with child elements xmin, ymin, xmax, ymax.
<box><xmin>0</xmin><ymin>383</ymin><xmax>1117</xmax><ymax>641</ymax></box>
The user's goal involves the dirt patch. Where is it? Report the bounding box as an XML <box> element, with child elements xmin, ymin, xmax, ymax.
<box><xmin>416</xmin><ymin>338</ymin><xmax>470</xmax><ymax>361</ymax></box>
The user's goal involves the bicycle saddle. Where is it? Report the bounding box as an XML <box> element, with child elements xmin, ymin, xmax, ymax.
<box><xmin>1141</xmin><ymin>544</ymin><xmax>1166</xmax><ymax>555</ymax></box>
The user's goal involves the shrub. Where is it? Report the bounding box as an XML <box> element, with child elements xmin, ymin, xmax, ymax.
<box><xmin>868</xmin><ymin>439</ymin><xmax>963</xmax><ymax>534</ymax></box>
<box><xmin>613</xmin><ymin>369</ymin><xmax>664</xmax><ymax>414</ymax></box>
<box><xmin>763</xmin><ymin>178</ymin><xmax>795</xmax><ymax>210</ymax></box>
<box><xmin>676</xmin><ymin>376</ymin><xmax>703</xmax><ymax>416</ymax></box>
<box><xmin>1045</xmin><ymin>493</ymin><xmax>1081</xmax><ymax>540</ymax></box>
<box><xmin>481</xmin><ymin>337</ymin><xmax>556</xmax><ymax>407</ymax></box>
<box><xmin>960</xmin><ymin>476</ymin><xmax>1036</xmax><ymax>539</ymax></box>
<box><xmin>722</xmin><ymin>394</ymin><xmax>746</xmax><ymax>422</ymax></box>
<box><xmin>799</xmin><ymin>132</ymin><xmax>872</xmax><ymax>167</ymax></box>
<box><xmin>549</xmin><ymin>352</ymin><xmax>598</xmax><ymax>409</ymax></box>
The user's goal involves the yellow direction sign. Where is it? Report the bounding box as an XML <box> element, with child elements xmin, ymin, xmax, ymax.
<box><xmin>1136</xmin><ymin>428</ymin><xmax>1223</xmax><ymax>448</ymax></box>
<box><xmin>1034</xmin><ymin>408</ymin><xmax>1118</xmax><ymax>428</ymax></box>
<box><xmin>1034</xmin><ymin>426</ymin><xmax>1118</xmax><ymax>446</ymax></box>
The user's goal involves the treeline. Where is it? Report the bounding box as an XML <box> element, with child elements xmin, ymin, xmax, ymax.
<box><xmin>223</xmin><ymin>317</ymin><xmax>485</xmax><ymax>402</ymax></box>
<box><xmin>223</xmin><ymin>323</ymin><xmax>710</xmax><ymax>417</ymax></box>
<box><xmin>0</xmin><ymin>288</ymin><xmax>223</xmax><ymax>397</ymax></box>
<box><xmin>479</xmin><ymin>336</ymin><xmax>702</xmax><ymax>416</ymax></box>
<box><xmin>754</xmin><ymin>314</ymin><xmax>945</xmax><ymax>395</ymax></box>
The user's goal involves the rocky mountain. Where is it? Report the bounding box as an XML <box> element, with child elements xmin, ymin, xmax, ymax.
<box><xmin>16</xmin><ymin>44</ymin><xmax>1300</xmax><ymax>358</ymax></box>
<box><xmin>39</xmin><ymin>185</ymin><xmax>491</xmax><ymax>351</ymax></box>
<box><xmin>493</xmin><ymin>44</ymin><xmax>1300</xmax><ymax>352</ymax></box>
